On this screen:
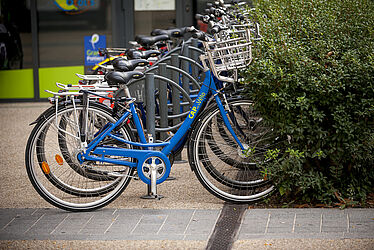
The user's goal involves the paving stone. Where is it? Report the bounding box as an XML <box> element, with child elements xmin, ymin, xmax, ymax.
<box><xmin>185</xmin><ymin>219</ymin><xmax>216</xmax><ymax>235</ymax></box>
<box><xmin>158</xmin><ymin>212</ymin><xmax>193</xmax><ymax>235</ymax></box>
<box><xmin>183</xmin><ymin>209</ymin><xmax>219</xmax><ymax>236</ymax></box>
<box><xmin>245</xmin><ymin>209</ymin><xmax>270</xmax><ymax>217</ymax></box>
<box><xmin>239</xmin><ymin>220</ymin><xmax>267</xmax><ymax>234</ymax></box>
<box><xmin>321</xmin><ymin>226</ymin><xmax>348</xmax><ymax>233</ymax></box>
<box><xmin>184</xmin><ymin>234</ymin><xmax>211</xmax><ymax>241</ymax></box>
<box><xmin>240</xmin><ymin>209</ymin><xmax>270</xmax><ymax>234</ymax></box>
<box><xmin>237</xmin><ymin>233</ymin><xmax>267</xmax><ymax>240</ymax></box>
<box><xmin>1</xmin><ymin>209</ymin><xmax>45</xmax><ymax>235</ymax></box>
<box><xmin>104</xmin><ymin>219</ymin><xmax>140</xmax><ymax>235</ymax></box>
<box><xmin>349</xmin><ymin>222</ymin><xmax>374</xmax><ymax>233</ymax></box>
<box><xmin>0</xmin><ymin>209</ymin><xmax>32</xmax><ymax>229</ymax></box>
<box><xmin>78</xmin><ymin>213</ymin><xmax>118</xmax><ymax>235</ymax></box>
<box><xmin>24</xmin><ymin>212</ymin><xmax>69</xmax><ymax>235</ymax></box>
<box><xmin>267</xmin><ymin>213</ymin><xmax>294</xmax><ymax>233</ymax></box>
<box><xmin>346</xmin><ymin>209</ymin><xmax>374</xmax><ymax>223</ymax></box>
<box><xmin>50</xmin><ymin>212</ymin><xmax>94</xmax><ymax>235</ymax></box>
<box><xmin>294</xmin><ymin>214</ymin><xmax>321</xmax><ymax>234</ymax></box>
<box><xmin>343</xmin><ymin>232</ymin><xmax>374</xmax><ymax>239</ymax></box>
<box><xmin>294</xmin><ymin>226</ymin><xmax>321</xmax><ymax>233</ymax></box>
<box><xmin>131</xmin><ymin>224</ymin><xmax>163</xmax><ymax>235</ymax></box>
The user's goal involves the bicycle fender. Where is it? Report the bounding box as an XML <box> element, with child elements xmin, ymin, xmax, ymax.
<box><xmin>29</xmin><ymin>99</ymin><xmax>79</xmax><ymax>125</ymax></box>
<box><xmin>29</xmin><ymin>105</ymin><xmax>58</xmax><ymax>125</ymax></box>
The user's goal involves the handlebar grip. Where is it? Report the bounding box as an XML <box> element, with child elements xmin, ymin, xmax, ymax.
<box><xmin>186</xmin><ymin>26</ymin><xmax>197</xmax><ymax>33</ymax></box>
<box><xmin>210</xmin><ymin>25</ymin><xmax>221</xmax><ymax>35</ymax></box>
<box><xmin>192</xmin><ymin>31</ymin><xmax>208</xmax><ymax>41</ymax></box>
<box><xmin>195</xmin><ymin>13</ymin><xmax>203</xmax><ymax>20</ymax></box>
<box><xmin>195</xmin><ymin>13</ymin><xmax>211</xmax><ymax>23</ymax></box>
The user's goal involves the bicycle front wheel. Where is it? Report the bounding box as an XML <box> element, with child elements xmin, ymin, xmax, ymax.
<box><xmin>188</xmin><ymin>100</ymin><xmax>280</xmax><ymax>203</ymax></box>
<box><xmin>25</xmin><ymin>102</ymin><xmax>135</xmax><ymax>211</ymax></box>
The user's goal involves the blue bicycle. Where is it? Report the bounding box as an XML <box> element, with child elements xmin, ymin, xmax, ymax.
<box><xmin>25</xmin><ymin>28</ymin><xmax>279</xmax><ymax>211</ymax></box>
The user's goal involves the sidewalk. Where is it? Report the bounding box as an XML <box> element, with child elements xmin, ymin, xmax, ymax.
<box><xmin>0</xmin><ymin>103</ymin><xmax>373</xmax><ymax>249</ymax></box>
<box><xmin>0</xmin><ymin>208</ymin><xmax>373</xmax><ymax>241</ymax></box>
<box><xmin>0</xmin><ymin>208</ymin><xmax>373</xmax><ymax>250</ymax></box>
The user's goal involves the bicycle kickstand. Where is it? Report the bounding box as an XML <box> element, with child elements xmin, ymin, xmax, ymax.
<box><xmin>141</xmin><ymin>134</ymin><xmax>164</xmax><ymax>200</ymax></box>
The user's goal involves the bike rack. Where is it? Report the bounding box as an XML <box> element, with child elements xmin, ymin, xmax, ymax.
<box><xmin>132</xmin><ymin>50</ymin><xmax>201</xmax><ymax>199</ymax></box>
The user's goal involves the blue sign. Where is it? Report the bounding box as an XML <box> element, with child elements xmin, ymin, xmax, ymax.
<box><xmin>84</xmin><ymin>34</ymin><xmax>106</xmax><ymax>66</ymax></box>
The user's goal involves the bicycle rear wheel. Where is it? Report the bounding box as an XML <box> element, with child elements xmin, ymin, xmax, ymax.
<box><xmin>188</xmin><ymin>100</ymin><xmax>281</xmax><ymax>203</ymax></box>
<box><xmin>25</xmin><ymin>102</ymin><xmax>135</xmax><ymax>211</ymax></box>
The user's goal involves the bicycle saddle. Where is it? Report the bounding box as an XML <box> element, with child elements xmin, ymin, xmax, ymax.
<box><xmin>151</xmin><ymin>27</ymin><xmax>188</xmax><ymax>37</ymax></box>
<box><xmin>126</xmin><ymin>49</ymin><xmax>161</xmax><ymax>60</ymax></box>
<box><xmin>105</xmin><ymin>71</ymin><xmax>144</xmax><ymax>86</ymax></box>
<box><xmin>112</xmin><ymin>58</ymin><xmax>149</xmax><ymax>72</ymax></box>
<box><xmin>135</xmin><ymin>34</ymin><xmax>169</xmax><ymax>48</ymax></box>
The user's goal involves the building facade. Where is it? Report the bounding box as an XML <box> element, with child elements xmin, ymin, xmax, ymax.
<box><xmin>0</xmin><ymin>0</ymin><xmax>207</xmax><ymax>101</ymax></box>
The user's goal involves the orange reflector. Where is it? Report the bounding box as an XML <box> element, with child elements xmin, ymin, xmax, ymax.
<box><xmin>42</xmin><ymin>161</ymin><xmax>50</xmax><ymax>174</ymax></box>
<box><xmin>55</xmin><ymin>154</ymin><xmax>64</xmax><ymax>165</ymax></box>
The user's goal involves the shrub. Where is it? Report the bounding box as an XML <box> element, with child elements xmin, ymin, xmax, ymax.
<box><xmin>244</xmin><ymin>0</ymin><xmax>374</xmax><ymax>205</ymax></box>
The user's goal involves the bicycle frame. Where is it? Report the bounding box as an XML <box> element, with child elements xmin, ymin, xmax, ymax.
<box><xmin>77</xmin><ymin>70</ymin><xmax>245</xmax><ymax>185</ymax></box>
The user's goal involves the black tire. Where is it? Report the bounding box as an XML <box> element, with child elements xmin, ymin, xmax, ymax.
<box><xmin>188</xmin><ymin>100</ymin><xmax>277</xmax><ymax>203</ymax></box>
<box><xmin>25</xmin><ymin>102</ymin><xmax>136</xmax><ymax>211</ymax></box>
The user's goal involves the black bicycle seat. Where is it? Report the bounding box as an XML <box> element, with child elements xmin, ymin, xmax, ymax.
<box><xmin>135</xmin><ymin>34</ymin><xmax>169</xmax><ymax>48</ymax></box>
<box><xmin>105</xmin><ymin>71</ymin><xmax>144</xmax><ymax>86</ymax></box>
<box><xmin>126</xmin><ymin>49</ymin><xmax>161</xmax><ymax>60</ymax></box>
<box><xmin>151</xmin><ymin>27</ymin><xmax>188</xmax><ymax>37</ymax></box>
<box><xmin>112</xmin><ymin>58</ymin><xmax>149</xmax><ymax>72</ymax></box>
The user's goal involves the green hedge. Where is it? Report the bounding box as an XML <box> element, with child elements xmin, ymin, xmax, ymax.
<box><xmin>244</xmin><ymin>0</ymin><xmax>374</xmax><ymax>205</ymax></box>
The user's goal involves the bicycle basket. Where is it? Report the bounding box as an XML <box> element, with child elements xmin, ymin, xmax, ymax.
<box><xmin>203</xmin><ymin>27</ymin><xmax>252</xmax><ymax>82</ymax></box>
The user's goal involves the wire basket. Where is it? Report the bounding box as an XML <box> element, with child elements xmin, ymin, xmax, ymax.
<box><xmin>203</xmin><ymin>27</ymin><xmax>252</xmax><ymax>82</ymax></box>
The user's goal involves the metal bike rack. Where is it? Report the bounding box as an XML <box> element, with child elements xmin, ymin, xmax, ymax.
<box><xmin>125</xmin><ymin>48</ymin><xmax>203</xmax><ymax>199</ymax></box>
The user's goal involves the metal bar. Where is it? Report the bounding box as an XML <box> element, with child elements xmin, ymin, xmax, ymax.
<box><xmin>171</xmin><ymin>55</ymin><xmax>181</xmax><ymax>126</ymax></box>
<box><xmin>191</xmin><ymin>39</ymin><xmax>199</xmax><ymax>80</ymax></box>
<box><xmin>158</xmin><ymin>63</ymin><xmax>169</xmax><ymax>140</ymax></box>
<box><xmin>155</xmin><ymin>123</ymin><xmax>183</xmax><ymax>132</ymax></box>
<box><xmin>165</xmin><ymin>65</ymin><xmax>201</xmax><ymax>89</ymax></box>
<box><xmin>108</xmin><ymin>133</ymin><xmax>170</xmax><ymax>147</ymax></box>
<box><xmin>145</xmin><ymin>73</ymin><xmax>156</xmax><ymax>137</ymax></box>
<box><xmin>182</xmin><ymin>46</ymin><xmax>190</xmax><ymax>113</ymax></box>
<box><xmin>156</xmin><ymin>111</ymin><xmax>189</xmax><ymax>120</ymax></box>
<box><xmin>154</xmin><ymin>75</ymin><xmax>194</xmax><ymax>104</ymax></box>
<box><xmin>144</xmin><ymin>72</ymin><xmax>158</xmax><ymax>198</ymax></box>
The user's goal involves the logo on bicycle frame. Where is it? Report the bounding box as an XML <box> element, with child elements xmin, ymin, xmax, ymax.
<box><xmin>54</xmin><ymin>0</ymin><xmax>96</xmax><ymax>15</ymax></box>
<box><xmin>189</xmin><ymin>93</ymin><xmax>206</xmax><ymax>119</ymax></box>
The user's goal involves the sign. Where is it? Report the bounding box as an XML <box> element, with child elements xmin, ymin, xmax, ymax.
<box><xmin>84</xmin><ymin>34</ymin><xmax>106</xmax><ymax>66</ymax></box>
<box><xmin>53</xmin><ymin>0</ymin><xmax>99</xmax><ymax>15</ymax></box>
<box><xmin>134</xmin><ymin>0</ymin><xmax>175</xmax><ymax>11</ymax></box>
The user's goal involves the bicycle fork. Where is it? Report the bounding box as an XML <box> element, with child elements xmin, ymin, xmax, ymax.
<box><xmin>214</xmin><ymin>93</ymin><xmax>247</xmax><ymax>152</ymax></box>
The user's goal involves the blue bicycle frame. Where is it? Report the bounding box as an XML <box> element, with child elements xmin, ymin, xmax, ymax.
<box><xmin>78</xmin><ymin>70</ymin><xmax>245</xmax><ymax>185</ymax></box>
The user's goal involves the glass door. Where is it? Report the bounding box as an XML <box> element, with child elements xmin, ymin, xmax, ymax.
<box><xmin>134</xmin><ymin>0</ymin><xmax>176</xmax><ymax>36</ymax></box>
